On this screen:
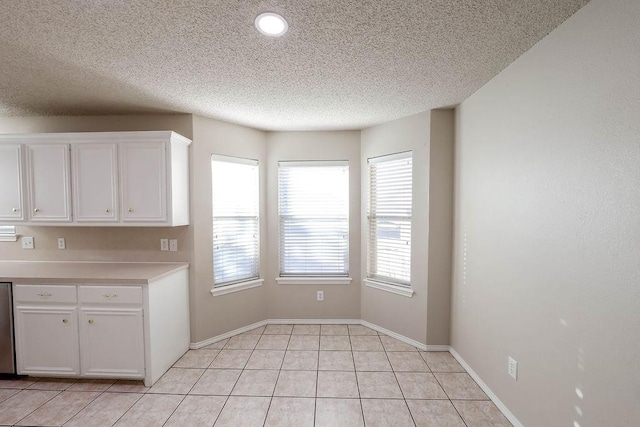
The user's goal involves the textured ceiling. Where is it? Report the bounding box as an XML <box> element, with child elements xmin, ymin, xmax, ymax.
<box><xmin>0</xmin><ymin>0</ymin><xmax>588</xmax><ymax>131</ymax></box>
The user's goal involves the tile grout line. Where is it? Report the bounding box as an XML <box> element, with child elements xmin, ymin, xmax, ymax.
<box><xmin>431</xmin><ymin>369</ymin><xmax>469</xmax><ymax>427</ymax></box>
<box><xmin>100</xmin><ymin>390</ymin><xmax>144</xmax><ymax>427</ymax></box>
<box><xmin>381</xmin><ymin>341</ymin><xmax>418</xmax><ymax>427</ymax></box>
<box><xmin>11</xmin><ymin>387</ymin><xmax>63</xmax><ymax>426</ymax></box>
<box><xmin>349</xmin><ymin>330</ymin><xmax>367</xmax><ymax>427</ymax></box>
<box><xmin>261</xmin><ymin>325</ymin><xmax>292</xmax><ymax>427</ymax></box>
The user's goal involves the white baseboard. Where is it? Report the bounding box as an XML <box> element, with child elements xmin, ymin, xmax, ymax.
<box><xmin>426</xmin><ymin>345</ymin><xmax>451</xmax><ymax>352</ymax></box>
<box><xmin>268</xmin><ymin>318</ymin><xmax>361</xmax><ymax>325</ymax></box>
<box><xmin>190</xmin><ymin>320</ymin><xmax>268</xmax><ymax>349</ymax></box>
<box><xmin>449</xmin><ymin>347</ymin><xmax>522</xmax><ymax>427</ymax></box>
<box><xmin>360</xmin><ymin>320</ymin><xmax>428</xmax><ymax>351</ymax></box>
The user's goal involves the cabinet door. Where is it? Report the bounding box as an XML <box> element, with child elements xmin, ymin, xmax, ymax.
<box><xmin>72</xmin><ymin>143</ymin><xmax>118</xmax><ymax>222</ymax></box>
<box><xmin>79</xmin><ymin>308</ymin><xmax>145</xmax><ymax>378</ymax></box>
<box><xmin>15</xmin><ymin>307</ymin><xmax>79</xmax><ymax>375</ymax></box>
<box><xmin>26</xmin><ymin>144</ymin><xmax>72</xmax><ymax>222</ymax></box>
<box><xmin>120</xmin><ymin>142</ymin><xmax>167</xmax><ymax>222</ymax></box>
<box><xmin>0</xmin><ymin>145</ymin><xmax>24</xmax><ymax>221</ymax></box>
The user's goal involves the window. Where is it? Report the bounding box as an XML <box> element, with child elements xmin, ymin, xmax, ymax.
<box><xmin>212</xmin><ymin>155</ymin><xmax>260</xmax><ymax>287</ymax></box>
<box><xmin>0</xmin><ymin>226</ymin><xmax>16</xmax><ymax>242</ymax></box>
<box><xmin>367</xmin><ymin>151</ymin><xmax>413</xmax><ymax>287</ymax></box>
<box><xmin>278</xmin><ymin>161</ymin><xmax>349</xmax><ymax>277</ymax></box>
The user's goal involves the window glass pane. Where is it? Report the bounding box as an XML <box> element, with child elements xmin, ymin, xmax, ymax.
<box><xmin>279</xmin><ymin>161</ymin><xmax>349</xmax><ymax>276</ymax></box>
<box><xmin>367</xmin><ymin>152</ymin><xmax>412</xmax><ymax>286</ymax></box>
<box><xmin>212</xmin><ymin>156</ymin><xmax>260</xmax><ymax>286</ymax></box>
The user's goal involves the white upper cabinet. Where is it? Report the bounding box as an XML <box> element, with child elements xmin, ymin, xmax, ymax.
<box><xmin>120</xmin><ymin>142</ymin><xmax>167</xmax><ymax>223</ymax></box>
<box><xmin>0</xmin><ymin>131</ymin><xmax>190</xmax><ymax>227</ymax></box>
<box><xmin>72</xmin><ymin>143</ymin><xmax>118</xmax><ymax>222</ymax></box>
<box><xmin>0</xmin><ymin>144</ymin><xmax>24</xmax><ymax>221</ymax></box>
<box><xmin>26</xmin><ymin>144</ymin><xmax>72</xmax><ymax>222</ymax></box>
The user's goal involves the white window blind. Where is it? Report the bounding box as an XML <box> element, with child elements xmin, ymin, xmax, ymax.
<box><xmin>212</xmin><ymin>155</ymin><xmax>260</xmax><ymax>287</ymax></box>
<box><xmin>279</xmin><ymin>161</ymin><xmax>349</xmax><ymax>276</ymax></box>
<box><xmin>0</xmin><ymin>226</ymin><xmax>16</xmax><ymax>242</ymax></box>
<box><xmin>367</xmin><ymin>152</ymin><xmax>412</xmax><ymax>286</ymax></box>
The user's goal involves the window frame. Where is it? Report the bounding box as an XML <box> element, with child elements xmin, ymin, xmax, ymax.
<box><xmin>366</xmin><ymin>151</ymin><xmax>413</xmax><ymax>293</ymax></box>
<box><xmin>211</xmin><ymin>154</ymin><xmax>261</xmax><ymax>293</ymax></box>
<box><xmin>277</xmin><ymin>160</ymin><xmax>350</xmax><ymax>279</ymax></box>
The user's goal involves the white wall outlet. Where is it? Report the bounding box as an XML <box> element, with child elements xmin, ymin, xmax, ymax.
<box><xmin>317</xmin><ymin>291</ymin><xmax>324</xmax><ymax>301</ymax></box>
<box><xmin>21</xmin><ymin>236</ymin><xmax>34</xmax><ymax>249</ymax></box>
<box><xmin>160</xmin><ymin>239</ymin><xmax>169</xmax><ymax>251</ymax></box>
<box><xmin>169</xmin><ymin>239</ymin><xmax>178</xmax><ymax>252</ymax></box>
<box><xmin>508</xmin><ymin>357</ymin><xmax>518</xmax><ymax>380</ymax></box>
<box><xmin>57</xmin><ymin>238</ymin><xmax>66</xmax><ymax>250</ymax></box>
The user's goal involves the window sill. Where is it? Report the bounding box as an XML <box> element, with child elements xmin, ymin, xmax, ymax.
<box><xmin>211</xmin><ymin>278</ymin><xmax>264</xmax><ymax>297</ymax></box>
<box><xmin>276</xmin><ymin>277</ymin><xmax>352</xmax><ymax>285</ymax></box>
<box><xmin>364</xmin><ymin>279</ymin><xmax>414</xmax><ymax>298</ymax></box>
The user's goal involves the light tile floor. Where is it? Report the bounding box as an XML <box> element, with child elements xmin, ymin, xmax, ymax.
<box><xmin>0</xmin><ymin>324</ymin><xmax>512</xmax><ymax>426</ymax></box>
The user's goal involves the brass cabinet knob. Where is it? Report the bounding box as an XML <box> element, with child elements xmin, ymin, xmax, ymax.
<box><xmin>34</xmin><ymin>208</ymin><xmax>40</xmax><ymax>213</ymax></box>
<box><xmin>62</xmin><ymin>318</ymin><xmax>68</xmax><ymax>324</ymax></box>
<box><xmin>105</xmin><ymin>208</ymin><xmax>110</xmax><ymax>213</ymax></box>
<box><xmin>12</xmin><ymin>208</ymin><xmax>18</xmax><ymax>212</ymax></box>
<box><xmin>88</xmin><ymin>319</ymin><xmax>94</xmax><ymax>324</ymax></box>
<box><xmin>128</xmin><ymin>208</ymin><xmax>134</xmax><ymax>213</ymax></box>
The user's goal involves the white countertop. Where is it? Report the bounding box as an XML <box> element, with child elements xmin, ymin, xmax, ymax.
<box><xmin>0</xmin><ymin>261</ymin><xmax>189</xmax><ymax>285</ymax></box>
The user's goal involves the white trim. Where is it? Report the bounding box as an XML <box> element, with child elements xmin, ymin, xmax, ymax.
<box><xmin>211</xmin><ymin>154</ymin><xmax>258</xmax><ymax>166</ymax></box>
<box><xmin>278</xmin><ymin>160</ymin><xmax>349</xmax><ymax>168</ymax></box>
<box><xmin>268</xmin><ymin>318</ymin><xmax>361</xmax><ymax>325</ymax></box>
<box><xmin>276</xmin><ymin>277</ymin><xmax>352</xmax><ymax>285</ymax></box>
<box><xmin>190</xmin><ymin>320</ymin><xmax>268</xmax><ymax>349</ymax></box>
<box><xmin>0</xmin><ymin>235</ymin><xmax>17</xmax><ymax>242</ymax></box>
<box><xmin>211</xmin><ymin>279</ymin><xmax>264</xmax><ymax>297</ymax></box>
<box><xmin>360</xmin><ymin>320</ymin><xmax>427</xmax><ymax>351</ymax></box>
<box><xmin>368</xmin><ymin>150</ymin><xmax>412</xmax><ymax>164</ymax></box>
<box><xmin>364</xmin><ymin>279</ymin><xmax>414</xmax><ymax>298</ymax></box>
<box><xmin>426</xmin><ymin>345</ymin><xmax>451</xmax><ymax>352</ymax></box>
<box><xmin>449</xmin><ymin>347</ymin><xmax>523</xmax><ymax>427</ymax></box>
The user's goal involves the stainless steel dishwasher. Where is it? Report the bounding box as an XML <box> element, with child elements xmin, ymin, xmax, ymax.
<box><xmin>0</xmin><ymin>283</ymin><xmax>16</xmax><ymax>375</ymax></box>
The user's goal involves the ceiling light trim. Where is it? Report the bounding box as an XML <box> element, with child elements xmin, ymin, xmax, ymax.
<box><xmin>255</xmin><ymin>12</ymin><xmax>288</xmax><ymax>37</ymax></box>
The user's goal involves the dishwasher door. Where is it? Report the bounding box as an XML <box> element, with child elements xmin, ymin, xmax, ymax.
<box><xmin>0</xmin><ymin>283</ymin><xmax>15</xmax><ymax>374</ymax></box>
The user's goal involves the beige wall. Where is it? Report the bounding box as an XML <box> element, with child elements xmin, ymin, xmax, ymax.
<box><xmin>190</xmin><ymin>115</ymin><xmax>268</xmax><ymax>343</ymax></box>
<box><xmin>452</xmin><ymin>0</ymin><xmax>640</xmax><ymax>425</ymax></box>
<box><xmin>427</xmin><ymin>109</ymin><xmax>454</xmax><ymax>345</ymax></box>
<box><xmin>265</xmin><ymin>131</ymin><xmax>362</xmax><ymax>320</ymax></box>
<box><xmin>0</xmin><ymin>114</ymin><xmax>192</xmax><ymax>263</ymax></box>
<box><xmin>360</xmin><ymin>111</ymin><xmax>430</xmax><ymax>344</ymax></box>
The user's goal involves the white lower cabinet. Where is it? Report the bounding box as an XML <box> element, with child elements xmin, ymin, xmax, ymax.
<box><xmin>79</xmin><ymin>308</ymin><xmax>145</xmax><ymax>378</ymax></box>
<box><xmin>12</xmin><ymin>270</ymin><xmax>190</xmax><ymax>386</ymax></box>
<box><xmin>15</xmin><ymin>306</ymin><xmax>80</xmax><ymax>375</ymax></box>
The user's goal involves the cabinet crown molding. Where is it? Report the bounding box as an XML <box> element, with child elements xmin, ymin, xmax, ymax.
<box><xmin>0</xmin><ymin>131</ymin><xmax>191</xmax><ymax>146</ymax></box>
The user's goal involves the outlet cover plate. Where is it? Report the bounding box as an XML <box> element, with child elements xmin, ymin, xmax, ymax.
<box><xmin>160</xmin><ymin>239</ymin><xmax>169</xmax><ymax>251</ymax></box>
<box><xmin>57</xmin><ymin>238</ymin><xmax>66</xmax><ymax>250</ymax></box>
<box><xmin>21</xmin><ymin>236</ymin><xmax>34</xmax><ymax>249</ymax></box>
<box><xmin>169</xmin><ymin>239</ymin><xmax>178</xmax><ymax>252</ymax></box>
<box><xmin>317</xmin><ymin>291</ymin><xmax>324</xmax><ymax>301</ymax></box>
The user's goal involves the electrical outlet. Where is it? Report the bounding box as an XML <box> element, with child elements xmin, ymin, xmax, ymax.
<box><xmin>169</xmin><ymin>239</ymin><xmax>178</xmax><ymax>252</ymax></box>
<box><xmin>317</xmin><ymin>291</ymin><xmax>324</xmax><ymax>301</ymax></box>
<box><xmin>508</xmin><ymin>357</ymin><xmax>518</xmax><ymax>380</ymax></box>
<box><xmin>160</xmin><ymin>239</ymin><xmax>169</xmax><ymax>251</ymax></box>
<box><xmin>57</xmin><ymin>238</ymin><xmax>66</xmax><ymax>250</ymax></box>
<box><xmin>21</xmin><ymin>236</ymin><xmax>34</xmax><ymax>249</ymax></box>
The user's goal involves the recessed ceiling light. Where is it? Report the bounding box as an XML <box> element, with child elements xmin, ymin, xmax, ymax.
<box><xmin>255</xmin><ymin>12</ymin><xmax>288</xmax><ymax>37</ymax></box>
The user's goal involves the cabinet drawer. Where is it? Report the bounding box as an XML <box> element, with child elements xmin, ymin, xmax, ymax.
<box><xmin>14</xmin><ymin>285</ymin><xmax>77</xmax><ymax>304</ymax></box>
<box><xmin>79</xmin><ymin>286</ymin><xmax>143</xmax><ymax>305</ymax></box>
